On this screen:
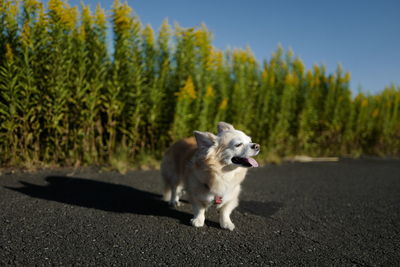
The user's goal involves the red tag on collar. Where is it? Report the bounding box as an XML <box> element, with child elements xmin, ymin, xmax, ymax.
<box><xmin>214</xmin><ymin>196</ymin><xmax>222</xmax><ymax>204</ymax></box>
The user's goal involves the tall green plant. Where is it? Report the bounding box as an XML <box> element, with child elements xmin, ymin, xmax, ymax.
<box><xmin>0</xmin><ymin>0</ymin><xmax>398</xmax><ymax>169</ymax></box>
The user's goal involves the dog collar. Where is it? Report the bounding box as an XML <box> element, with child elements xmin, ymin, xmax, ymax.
<box><xmin>203</xmin><ymin>183</ymin><xmax>222</xmax><ymax>204</ymax></box>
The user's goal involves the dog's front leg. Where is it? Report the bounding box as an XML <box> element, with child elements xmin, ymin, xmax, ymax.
<box><xmin>190</xmin><ymin>202</ymin><xmax>206</xmax><ymax>227</ymax></box>
<box><xmin>219</xmin><ymin>196</ymin><xmax>239</xmax><ymax>231</ymax></box>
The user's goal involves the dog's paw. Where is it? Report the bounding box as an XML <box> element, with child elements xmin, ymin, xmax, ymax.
<box><xmin>190</xmin><ymin>217</ymin><xmax>205</xmax><ymax>228</ymax></box>
<box><xmin>220</xmin><ymin>220</ymin><xmax>235</xmax><ymax>231</ymax></box>
<box><xmin>169</xmin><ymin>200</ymin><xmax>180</xmax><ymax>208</ymax></box>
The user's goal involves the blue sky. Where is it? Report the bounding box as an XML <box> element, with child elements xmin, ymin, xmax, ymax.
<box><xmin>67</xmin><ymin>0</ymin><xmax>400</xmax><ymax>94</ymax></box>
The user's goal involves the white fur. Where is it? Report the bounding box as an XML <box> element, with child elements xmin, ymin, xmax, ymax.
<box><xmin>161</xmin><ymin>122</ymin><xmax>260</xmax><ymax>230</ymax></box>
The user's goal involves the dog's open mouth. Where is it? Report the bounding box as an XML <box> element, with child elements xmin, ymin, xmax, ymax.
<box><xmin>231</xmin><ymin>157</ymin><xmax>259</xmax><ymax>167</ymax></box>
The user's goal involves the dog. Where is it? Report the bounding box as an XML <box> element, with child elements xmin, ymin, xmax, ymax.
<box><xmin>161</xmin><ymin>122</ymin><xmax>260</xmax><ymax>230</ymax></box>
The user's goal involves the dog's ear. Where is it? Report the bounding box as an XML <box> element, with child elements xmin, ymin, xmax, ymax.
<box><xmin>217</xmin><ymin>122</ymin><xmax>234</xmax><ymax>134</ymax></box>
<box><xmin>193</xmin><ymin>131</ymin><xmax>217</xmax><ymax>148</ymax></box>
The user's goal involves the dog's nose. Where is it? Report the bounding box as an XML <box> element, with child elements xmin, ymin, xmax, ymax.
<box><xmin>251</xmin><ymin>143</ymin><xmax>260</xmax><ymax>151</ymax></box>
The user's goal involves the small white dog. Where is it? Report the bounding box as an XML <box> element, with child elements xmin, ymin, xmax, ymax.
<box><xmin>161</xmin><ymin>122</ymin><xmax>260</xmax><ymax>230</ymax></box>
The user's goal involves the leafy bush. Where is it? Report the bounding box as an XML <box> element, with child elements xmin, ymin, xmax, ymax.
<box><xmin>0</xmin><ymin>0</ymin><xmax>399</xmax><ymax>168</ymax></box>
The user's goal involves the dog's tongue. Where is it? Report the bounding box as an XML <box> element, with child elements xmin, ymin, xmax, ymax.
<box><xmin>245</xmin><ymin>157</ymin><xmax>259</xmax><ymax>167</ymax></box>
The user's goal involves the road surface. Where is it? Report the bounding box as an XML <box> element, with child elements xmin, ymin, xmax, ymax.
<box><xmin>1</xmin><ymin>158</ymin><xmax>399</xmax><ymax>266</ymax></box>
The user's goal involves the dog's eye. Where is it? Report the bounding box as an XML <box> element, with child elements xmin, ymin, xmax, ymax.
<box><xmin>235</xmin><ymin>143</ymin><xmax>243</xmax><ymax>147</ymax></box>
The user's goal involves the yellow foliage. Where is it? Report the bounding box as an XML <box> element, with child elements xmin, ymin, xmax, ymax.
<box><xmin>21</xmin><ymin>22</ymin><xmax>32</xmax><ymax>47</ymax></box>
<box><xmin>285</xmin><ymin>73</ymin><xmax>299</xmax><ymax>87</ymax></box>
<box><xmin>176</xmin><ymin>76</ymin><xmax>196</xmax><ymax>100</ymax></box>
<box><xmin>233</xmin><ymin>48</ymin><xmax>255</xmax><ymax>65</ymax></box>
<box><xmin>344</xmin><ymin>72</ymin><xmax>351</xmax><ymax>83</ymax></box>
<box><xmin>205</xmin><ymin>51</ymin><xmax>214</xmax><ymax>71</ymax></box>
<box><xmin>94</xmin><ymin>4</ymin><xmax>106</xmax><ymax>28</ymax></box>
<box><xmin>285</xmin><ymin>73</ymin><xmax>293</xmax><ymax>85</ymax></box>
<box><xmin>312</xmin><ymin>77</ymin><xmax>320</xmax><ymax>88</ymax></box>
<box><xmin>354</xmin><ymin>94</ymin><xmax>363</xmax><ymax>103</ymax></box>
<box><xmin>5</xmin><ymin>43</ymin><xmax>13</xmax><ymax>62</ymax></box>
<box><xmin>219</xmin><ymin>98</ymin><xmax>228</xmax><ymax>110</ymax></box>
<box><xmin>337</xmin><ymin>72</ymin><xmax>351</xmax><ymax>84</ymax></box>
<box><xmin>77</xmin><ymin>24</ymin><xmax>86</xmax><ymax>41</ymax></box>
<box><xmin>262</xmin><ymin>66</ymin><xmax>268</xmax><ymax>80</ymax></box>
<box><xmin>180</xmin><ymin>27</ymin><xmax>194</xmax><ymax>38</ymax></box>
<box><xmin>270</xmin><ymin>75</ymin><xmax>276</xmax><ymax>86</ymax></box>
<box><xmin>82</xmin><ymin>4</ymin><xmax>93</xmax><ymax>26</ymax></box>
<box><xmin>194</xmin><ymin>27</ymin><xmax>212</xmax><ymax>51</ymax></box>
<box><xmin>329</xmin><ymin>75</ymin><xmax>336</xmax><ymax>85</ymax></box>
<box><xmin>233</xmin><ymin>50</ymin><xmax>243</xmax><ymax>62</ymax></box>
<box><xmin>8</xmin><ymin>0</ymin><xmax>19</xmax><ymax>17</ymax></box>
<box><xmin>306</xmin><ymin>70</ymin><xmax>313</xmax><ymax>83</ymax></box>
<box><xmin>205</xmin><ymin>86</ymin><xmax>214</xmax><ymax>98</ymax></box>
<box><xmin>293</xmin><ymin>58</ymin><xmax>304</xmax><ymax>76</ymax></box>
<box><xmin>313</xmin><ymin>64</ymin><xmax>320</xmax><ymax>76</ymax></box>
<box><xmin>361</xmin><ymin>99</ymin><xmax>368</xmax><ymax>107</ymax></box>
<box><xmin>112</xmin><ymin>0</ymin><xmax>133</xmax><ymax>32</ymax></box>
<box><xmin>143</xmin><ymin>24</ymin><xmax>155</xmax><ymax>46</ymax></box>
<box><xmin>63</xmin><ymin>7</ymin><xmax>78</xmax><ymax>29</ymax></box>
<box><xmin>194</xmin><ymin>29</ymin><xmax>206</xmax><ymax>46</ymax></box>
<box><xmin>245</xmin><ymin>47</ymin><xmax>256</xmax><ymax>65</ymax></box>
<box><xmin>48</xmin><ymin>0</ymin><xmax>64</xmax><ymax>18</ymax></box>
<box><xmin>24</xmin><ymin>0</ymin><xmax>40</xmax><ymax>10</ymax></box>
<box><xmin>158</xmin><ymin>18</ymin><xmax>171</xmax><ymax>40</ymax></box>
<box><xmin>372</xmin><ymin>108</ymin><xmax>379</xmax><ymax>118</ymax></box>
<box><xmin>48</xmin><ymin>0</ymin><xmax>77</xmax><ymax>30</ymax></box>
<box><xmin>212</xmin><ymin>49</ymin><xmax>223</xmax><ymax>69</ymax></box>
<box><xmin>37</xmin><ymin>3</ymin><xmax>47</xmax><ymax>28</ymax></box>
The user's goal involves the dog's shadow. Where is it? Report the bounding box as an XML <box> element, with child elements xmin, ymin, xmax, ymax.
<box><xmin>6</xmin><ymin>176</ymin><xmax>282</xmax><ymax>228</ymax></box>
<box><xmin>5</xmin><ymin>176</ymin><xmax>195</xmax><ymax>226</ymax></box>
<box><xmin>238</xmin><ymin>200</ymin><xmax>283</xmax><ymax>219</ymax></box>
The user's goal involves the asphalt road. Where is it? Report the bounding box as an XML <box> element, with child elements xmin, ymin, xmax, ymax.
<box><xmin>1</xmin><ymin>158</ymin><xmax>399</xmax><ymax>266</ymax></box>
